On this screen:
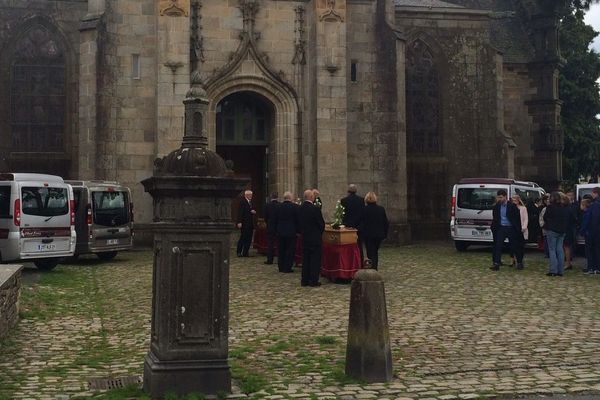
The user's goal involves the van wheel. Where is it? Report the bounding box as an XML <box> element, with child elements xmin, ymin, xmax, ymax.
<box><xmin>34</xmin><ymin>259</ymin><xmax>59</xmax><ymax>271</ymax></box>
<box><xmin>97</xmin><ymin>251</ymin><xmax>118</xmax><ymax>261</ymax></box>
<box><xmin>454</xmin><ymin>241</ymin><xmax>469</xmax><ymax>252</ymax></box>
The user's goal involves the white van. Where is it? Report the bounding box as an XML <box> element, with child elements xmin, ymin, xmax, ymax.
<box><xmin>66</xmin><ymin>180</ymin><xmax>133</xmax><ymax>260</ymax></box>
<box><xmin>0</xmin><ymin>173</ymin><xmax>76</xmax><ymax>270</ymax></box>
<box><xmin>450</xmin><ymin>178</ymin><xmax>545</xmax><ymax>251</ymax></box>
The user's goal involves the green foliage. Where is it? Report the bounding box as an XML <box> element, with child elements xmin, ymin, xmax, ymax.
<box><xmin>560</xmin><ymin>3</ymin><xmax>600</xmax><ymax>182</ymax></box>
<box><xmin>315</xmin><ymin>336</ymin><xmax>338</xmax><ymax>346</ymax></box>
<box><xmin>331</xmin><ymin>201</ymin><xmax>345</xmax><ymax>229</ymax></box>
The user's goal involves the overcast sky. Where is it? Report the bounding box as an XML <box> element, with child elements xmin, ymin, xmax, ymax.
<box><xmin>585</xmin><ymin>4</ymin><xmax>600</xmax><ymax>52</ymax></box>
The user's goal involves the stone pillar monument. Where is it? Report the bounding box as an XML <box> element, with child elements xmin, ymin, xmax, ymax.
<box><xmin>142</xmin><ymin>73</ymin><xmax>247</xmax><ymax>397</ymax></box>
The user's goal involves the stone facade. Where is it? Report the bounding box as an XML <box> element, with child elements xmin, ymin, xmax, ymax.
<box><xmin>0</xmin><ymin>265</ymin><xmax>23</xmax><ymax>340</ymax></box>
<box><xmin>0</xmin><ymin>0</ymin><xmax>565</xmax><ymax>241</ymax></box>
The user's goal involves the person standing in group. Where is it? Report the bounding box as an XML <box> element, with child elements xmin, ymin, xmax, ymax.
<box><xmin>236</xmin><ymin>190</ymin><xmax>256</xmax><ymax>257</ymax></box>
<box><xmin>579</xmin><ymin>198</ymin><xmax>596</xmax><ymax>274</ymax></box>
<box><xmin>358</xmin><ymin>192</ymin><xmax>389</xmax><ymax>270</ymax></box>
<box><xmin>490</xmin><ymin>189</ymin><xmax>522</xmax><ymax>271</ymax></box>
<box><xmin>298</xmin><ymin>189</ymin><xmax>325</xmax><ymax>287</ymax></box>
<box><xmin>543</xmin><ymin>191</ymin><xmax>576</xmax><ymax>277</ymax></box>
<box><xmin>340</xmin><ymin>184</ymin><xmax>365</xmax><ymax>261</ymax></box>
<box><xmin>588</xmin><ymin>187</ymin><xmax>600</xmax><ymax>275</ymax></box>
<box><xmin>562</xmin><ymin>192</ymin><xmax>578</xmax><ymax>270</ymax></box>
<box><xmin>510</xmin><ymin>195</ymin><xmax>528</xmax><ymax>268</ymax></box>
<box><xmin>274</xmin><ymin>191</ymin><xmax>298</xmax><ymax>273</ymax></box>
<box><xmin>538</xmin><ymin>194</ymin><xmax>550</xmax><ymax>258</ymax></box>
<box><xmin>263</xmin><ymin>192</ymin><xmax>280</xmax><ymax>265</ymax></box>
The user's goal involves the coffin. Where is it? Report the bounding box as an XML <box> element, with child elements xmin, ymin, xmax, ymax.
<box><xmin>322</xmin><ymin>227</ymin><xmax>358</xmax><ymax>245</ymax></box>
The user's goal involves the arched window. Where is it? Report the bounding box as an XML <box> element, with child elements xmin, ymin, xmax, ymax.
<box><xmin>406</xmin><ymin>40</ymin><xmax>441</xmax><ymax>154</ymax></box>
<box><xmin>10</xmin><ymin>25</ymin><xmax>66</xmax><ymax>152</ymax></box>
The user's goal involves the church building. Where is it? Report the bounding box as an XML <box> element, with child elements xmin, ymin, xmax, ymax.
<box><xmin>0</xmin><ymin>0</ymin><xmax>565</xmax><ymax>242</ymax></box>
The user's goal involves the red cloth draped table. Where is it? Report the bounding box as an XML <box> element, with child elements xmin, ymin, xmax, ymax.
<box><xmin>320</xmin><ymin>241</ymin><xmax>362</xmax><ymax>280</ymax></box>
<box><xmin>253</xmin><ymin>224</ymin><xmax>270</xmax><ymax>255</ymax></box>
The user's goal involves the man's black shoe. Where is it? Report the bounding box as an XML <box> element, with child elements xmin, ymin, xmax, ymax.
<box><xmin>490</xmin><ymin>265</ymin><xmax>500</xmax><ymax>271</ymax></box>
<box><xmin>309</xmin><ymin>282</ymin><xmax>322</xmax><ymax>287</ymax></box>
<box><xmin>546</xmin><ymin>272</ymin><xmax>556</xmax><ymax>276</ymax></box>
<box><xmin>237</xmin><ymin>253</ymin><xmax>243</xmax><ymax>257</ymax></box>
<box><xmin>556</xmin><ymin>273</ymin><xmax>563</xmax><ymax>277</ymax></box>
<box><xmin>301</xmin><ymin>282</ymin><xmax>309</xmax><ymax>287</ymax></box>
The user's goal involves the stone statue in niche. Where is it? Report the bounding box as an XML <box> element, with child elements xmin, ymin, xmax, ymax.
<box><xmin>160</xmin><ymin>0</ymin><xmax>190</xmax><ymax>17</ymax></box>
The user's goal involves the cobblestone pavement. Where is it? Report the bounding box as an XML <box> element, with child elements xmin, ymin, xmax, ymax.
<box><xmin>1</xmin><ymin>244</ymin><xmax>600</xmax><ymax>399</ymax></box>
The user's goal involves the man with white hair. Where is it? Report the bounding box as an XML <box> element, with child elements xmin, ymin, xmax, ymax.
<box><xmin>273</xmin><ymin>191</ymin><xmax>298</xmax><ymax>272</ymax></box>
<box><xmin>236</xmin><ymin>189</ymin><xmax>256</xmax><ymax>257</ymax></box>
<box><xmin>298</xmin><ymin>188</ymin><xmax>325</xmax><ymax>287</ymax></box>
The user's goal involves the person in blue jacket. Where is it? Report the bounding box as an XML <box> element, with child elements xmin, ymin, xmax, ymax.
<box><xmin>579</xmin><ymin>198</ymin><xmax>594</xmax><ymax>274</ymax></box>
<box><xmin>587</xmin><ymin>188</ymin><xmax>600</xmax><ymax>274</ymax></box>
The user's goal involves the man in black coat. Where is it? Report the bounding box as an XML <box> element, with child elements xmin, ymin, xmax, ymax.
<box><xmin>263</xmin><ymin>192</ymin><xmax>279</xmax><ymax>265</ymax></box>
<box><xmin>236</xmin><ymin>190</ymin><xmax>256</xmax><ymax>257</ymax></box>
<box><xmin>340</xmin><ymin>184</ymin><xmax>365</xmax><ymax>261</ymax></box>
<box><xmin>298</xmin><ymin>189</ymin><xmax>326</xmax><ymax>287</ymax></box>
<box><xmin>490</xmin><ymin>189</ymin><xmax>523</xmax><ymax>270</ymax></box>
<box><xmin>274</xmin><ymin>191</ymin><xmax>298</xmax><ymax>273</ymax></box>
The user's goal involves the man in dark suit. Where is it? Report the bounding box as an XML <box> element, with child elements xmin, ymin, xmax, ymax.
<box><xmin>340</xmin><ymin>184</ymin><xmax>365</xmax><ymax>261</ymax></box>
<box><xmin>491</xmin><ymin>189</ymin><xmax>523</xmax><ymax>270</ymax></box>
<box><xmin>263</xmin><ymin>192</ymin><xmax>279</xmax><ymax>265</ymax></box>
<box><xmin>298</xmin><ymin>189</ymin><xmax>325</xmax><ymax>287</ymax></box>
<box><xmin>236</xmin><ymin>190</ymin><xmax>256</xmax><ymax>257</ymax></box>
<box><xmin>274</xmin><ymin>191</ymin><xmax>298</xmax><ymax>273</ymax></box>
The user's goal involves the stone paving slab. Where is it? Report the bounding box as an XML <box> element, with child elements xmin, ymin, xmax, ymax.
<box><xmin>0</xmin><ymin>244</ymin><xmax>599</xmax><ymax>399</ymax></box>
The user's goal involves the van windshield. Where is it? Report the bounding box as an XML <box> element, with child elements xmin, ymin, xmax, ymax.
<box><xmin>21</xmin><ymin>187</ymin><xmax>69</xmax><ymax>217</ymax></box>
<box><xmin>92</xmin><ymin>191</ymin><xmax>130</xmax><ymax>227</ymax></box>
<box><xmin>578</xmin><ymin>188</ymin><xmax>594</xmax><ymax>200</ymax></box>
<box><xmin>457</xmin><ymin>188</ymin><xmax>498</xmax><ymax>211</ymax></box>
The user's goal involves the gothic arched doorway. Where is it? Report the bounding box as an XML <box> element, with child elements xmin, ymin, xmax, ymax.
<box><xmin>216</xmin><ymin>91</ymin><xmax>274</xmax><ymax>217</ymax></box>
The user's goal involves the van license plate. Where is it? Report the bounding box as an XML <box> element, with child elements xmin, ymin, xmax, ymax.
<box><xmin>107</xmin><ymin>239</ymin><xmax>118</xmax><ymax>245</ymax></box>
<box><xmin>472</xmin><ymin>230</ymin><xmax>491</xmax><ymax>237</ymax></box>
<box><xmin>37</xmin><ymin>244</ymin><xmax>56</xmax><ymax>251</ymax></box>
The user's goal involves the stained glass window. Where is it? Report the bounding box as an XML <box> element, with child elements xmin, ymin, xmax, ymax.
<box><xmin>10</xmin><ymin>26</ymin><xmax>66</xmax><ymax>152</ymax></box>
<box><xmin>406</xmin><ymin>40</ymin><xmax>441</xmax><ymax>153</ymax></box>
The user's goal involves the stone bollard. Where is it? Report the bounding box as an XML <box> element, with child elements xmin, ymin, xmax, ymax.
<box><xmin>345</xmin><ymin>268</ymin><xmax>393</xmax><ymax>383</ymax></box>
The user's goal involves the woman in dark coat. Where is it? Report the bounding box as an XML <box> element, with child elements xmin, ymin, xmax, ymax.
<box><xmin>543</xmin><ymin>191</ymin><xmax>576</xmax><ymax>277</ymax></box>
<box><xmin>357</xmin><ymin>192</ymin><xmax>389</xmax><ymax>270</ymax></box>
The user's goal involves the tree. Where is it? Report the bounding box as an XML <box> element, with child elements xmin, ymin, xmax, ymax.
<box><xmin>560</xmin><ymin>1</ymin><xmax>600</xmax><ymax>183</ymax></box>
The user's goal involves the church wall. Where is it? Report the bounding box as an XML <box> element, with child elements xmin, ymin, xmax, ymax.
<box><xmin>0</xmin><ymin>0</ymin><xmax>88</xmax><ymax>177</ymax></box>
<box><xmin>397</xmin><ymin>11</ymin><xmax>506</xmax><ymax>239</ymax></box>
<box><xmin>346</xmin><ymin>0</ymin><xmax>409</xmax><ymax>242</ymax></box>
<box><xmin>100</xmin><ymin>0</ymin><xmax>158</xmax><ymax>224</ymax></box>
<box><xmin>503</xmin><ymin>63</ymin><xmax>537</xmax><ymax>180</ymax></box>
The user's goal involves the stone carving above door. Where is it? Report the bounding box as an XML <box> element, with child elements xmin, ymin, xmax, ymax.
<box><xmin>159</xmin><ymin>0</ymin><xmax>189</xmax><ymax>17</ymax></box>
<box><xmin>319</xmin><ymin>0</ymin><xmax>343</xmax><ymax>22</ymax></box>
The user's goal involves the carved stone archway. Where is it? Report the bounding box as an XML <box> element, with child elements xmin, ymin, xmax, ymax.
<box><xmin>207</xmin><ymin>78</ymin><xmax>300</xmax><ymax>200</ymax></box>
